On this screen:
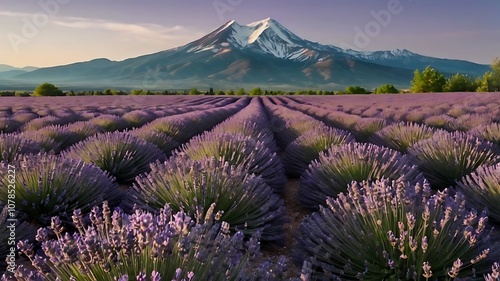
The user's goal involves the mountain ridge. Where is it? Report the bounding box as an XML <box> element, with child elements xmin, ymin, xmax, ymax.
<box><xmin>4</xmin><ymin>18</ymin><xmax>490</xmax><ymax>90</ymax></box>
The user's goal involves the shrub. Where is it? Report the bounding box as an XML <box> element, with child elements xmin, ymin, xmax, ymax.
<box><xmin>375</xmin><ymin>84</ymin><xmax>399</xmax><ymax>94</ymax></box>
<box><xmin>471</xmin><ymin>123</ymin><xmax>500</xmax><ymax>146</ymax></box>
<box><xmin>283</xmin><ymin>127</ymin><xmax>355</xmax><ymax>177</ymax></box>
<box><xmin>211</xmin><ymin>121</ymin><xmax>276</xmax><ymax>151</ymax></box>
<box><xmin>121</xmin><ymin>110</ymin><xmax>157</xmax><ymax>128</ymax></box>
<box><xmin>179</xmin><ymin>133</ymin><xmax>286</xmax><ymax>192</ymax></box>
<box><xmin>33</xmin><ymin>82</ymin><xmax>64</xmax><ymax>96</ymax></box>
<box><xmin>408</xmin><ymin>131</ymin><xmax>500</xmax><ymax>189</ymax></box>
<box><xmin>352</xmin><ymin>118</ymin><xmax>388</xmax><ymax>142</ymax></box>
<box><xmin>424</xmin><ymin>114</ymin><xmax>459</xmax><ymax>131</ymax></box>
<box><xmin>299</xmin><ymin>142</ymin><xmax>422</xmax><ymax>209</ymax></box>
<box><xmin>0</xmin><ymin>118</ymin><xmax>21</xmax><ymax>134</ymax></box>
<box><xmin>90</xmin><ymin>114</ymin><xmax>130</xmax><ymax>132</ymax></box>
<box><xmin>0</xmin><ymin>154</ymin><xmax>118</xmax><ymax>225</ymax></box>
<box><xmin>456</xmin><ymin>114</ymin><xmax>492</xmax><ymax>132</ymax></box>
<box><xmin>63</xmin><ymin>132</ymin><xmax>165</xmax><ymax>183</ymax></box>
<box><xmin>457</xmin><ymin>163</ymin><xmax>500</xmax><ymax>224</ymax></box>
<box><xmin>133</xmin><ymin>157</ymin><xmax>286</xmax><ymax>241</ymax></box>
<box><xmin>295</xmin><ymin>180</ymin><xmax>494</xmax><ymax>280</ymax></box>
<box><xmin>369</xmin><ymin>122</ymin><xmax>435</xmax><ymax>152</ymax></box>
<box><xmin>130</xmin><ymin>129</ymin><xmax>180</xmax><ymax>156</ymax></box>
<box><xmin>14</xmin><ymin>203</ymin><xmax>285</xmax><ymax>280</ymax></box>
<box><xmin>22</xmin><ymin>115</ymin><xmax>61</xmax><ymax>131</ymax></box>
<box><xmin>345</xmin><ymin>86</ymin><xmax>368</xmax><ymax>94</ymax></box>
<box><xmin>145</xmin><ymin>116</ymin><xmax>199</xmax><ymax>143</ymax></box>
<box><xmin>11</xmin><ymin>112</ymin><xmax>38</xmax><ymax>124</ymax></box>
<box><xmin>0</xmin><ymin>134</ymin><xmax>41</xmax><ymax>162</ymax></box>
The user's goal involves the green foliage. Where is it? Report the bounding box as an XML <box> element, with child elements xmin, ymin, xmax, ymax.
<box><xmin>189</xmin><ymin>88</ymin><xmax>200</xmax><ymax>95</ymax></box>
<box><xmin>444</xmin><ymin>73</ymin><xmax>478</xmax><ymax>92</ymax></box>
<box><xmin>249</xmin><ymin>87</ymin><xmax>263</xmax><ymax>96</ymax></box>
<box><xmin>226</xmin><ymin>89</ymin><xmax>235</xmax><ymax>95</ymax></box>
<box><xmin>33</xmin><ymin>83</ymin><xmax>64</xmax><ymax>96</ymax></box>
<box><xmin>457</xmin><ymin>163</ymin><xmax>500</xmax><ymax>224</ymax></box>
<box><xmin>411</xmin><ymin>66</ymin><xmax>446</xmax><ymax>93</ymax></box>
<box><xmin>375</xmin><ymin>84</ymin><xmax>399</xmax><ymax>94</ymax></box>
<box><xmin>345</xmin><ymin>86</ymin><xmax>368</xmax><ymax>94</ymax></box>
<box><xmin>134</xmin><ymin>157</ymin><xmax>286</xmax><ymax>241</ymax></box>
<box><xmin>63</xmin><ymin>132</ymin><xmax>165</xmax><ymax>183</ymax></box>
<box><xmin>477</xmin><ymin>58</ymin><xmax>500</xmax><ymax>92</ymax></box>
<box><xmin>369</xmin><ymin>122</ymin><xmax>436</xmax><ymax>152</ymax></box>
<box><xmin>0</xmin><ymin>91</ymin><xmax>15</xmax><ymax>97</ymax></box>
<box><xmin>236</xmin><ymin>88</ymin><xmax>246</xmax><ymax>95</ymax></box>
<box><xmin>0</xmin><ymin>154</ymin><xmax>118</xmax><ymax>225</ymax></box>
<box><xmin>215</xmin><ymin>90</ymin><xmax>225</xmax><ymax>95</ymax></box>
<box><xmin>296</xmin><ymin>180</ymin><xmax>494</xmax><ymax>280</ymax></box>
<box><xmin>408</xmin><ymin>131</ymin><xmax>500</xmax><ymax>189</ymax></box>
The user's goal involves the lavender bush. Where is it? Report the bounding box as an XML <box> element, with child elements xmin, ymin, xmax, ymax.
<box><xmin>352</xmin><ymin>118</ymin><xmax>388</xmax><ymax>142</ymax></box>
<box><xmin>130</xmin><ymin>129</ymin><xmax>180</xmax><ymax>156</ymax></box>
<box><xmin>457</xmin><ymin>163</ymin><xmax>500</xmax><ymax>224</ymax></box>
<box><xmin>369</xmin><ymin>122</ymin><xmax>435</xmax><ymax>152</ymax></box>
<box><xmin>179</xmin><ymin>132</ymin><xmax>286</xmax><ymax>192</ymax></box>
<box><xmin>22</xmin><ymin>116</ymin><xmax>62</xmax><ymax>132</ymax></box>
<box><xmin>63</xmin><ymin>132</ymin><xmax>165</xmax><ymax>183</ymax></box>
<box><xmin>299</xmin><ymin>142</ymin><xmax>422</xmax><ymax>209</ymax></box>
<box><xmin>0</xmin><ymin>134</ymin><xmax>41</xmax><ymax>162</ymax></box>
<box><xmin>295</xmin><ymin>180</ymin><xmax>495</xmax><ymax>280</ymax></box>
<box><xmin>424</xmin><ymin>115</ymin><xmax>459</xmax><ymax>131</ymax></box>
<box><xmin>11</xmin><ymin>112</ymin><xmax>38</xmax><ymax>124</ymax></box>
<box><xmin>13</xmin><ymin>202</ymin><xmax>283</xmax><ymax>280</ymax></box>
<box><xmin>121</xmin><ymin>109</ymin><xmax>157</xmax><ymax>128</ymax></box>
<box><xmin>134</xmin><ymin>157</ymin><xmax>286</xmax><ymax>241</ymax></box>
<box><xmin>0</xmin><ymin>118</ymin><xmax>21</xmax><ymax>134</ymax></box>
<box><xmin>90</xmin><ymin>114</ymin><xmax>130</xmax><ymax>132</ymax></box>
<box><xmin>283</xmin><ymin>127</ymin><xmax>355</xmax><ymax>177</ymax></box>
<box><xmin>470</xmin><ymin>123</ymin><xmax>500</xmax><ymax>146</ymax></box>
<box><xmin>408</xmin><ymin>131</ymin><xmax>500</xmax><ymax>189</ymax></box>
<box><xmin>0</xmin><ymin>154</ymin><xmax>118</xmax><ymax>225</ymax></box>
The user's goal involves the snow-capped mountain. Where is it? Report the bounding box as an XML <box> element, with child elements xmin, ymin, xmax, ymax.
<box><xmin>8</xmin><ymin>18</ymin><xmax>489</xmax><ymax>90</ymax></box>
<box><xmin>185</xmin><ymin>18</ymin><xmax>342</xmax><ymax>62</ymax></box>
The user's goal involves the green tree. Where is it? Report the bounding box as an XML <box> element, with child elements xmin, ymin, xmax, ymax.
<box><xmin>33</xmin><ymin>82</ymin><xmax>64</xmax><ymax>96</ymax></box>
<box><xmin>188</xmin><ymin>88</ymin><xmax>200</xmax><ymax>95</ymax></box>
<box><xmin>215</xmin><ymin>90</ymin><xmax>225</xmax><ymax>95</ymax></box>
<box><xmin>249</xmin><ymin>87</ymin><xmax>263</xmax><ymax>96</ymax></box>
<box><xmin>226</xmin><ymin>89</ymin><xmax>235</xmax><ymax>95</ymax></box>
<box><xmin>478</xmin><ymin>58</ymin><xmax>500</xmax><ymax>92</ymax></box>
<box><xmin>236</xmin><ymin>88</ymin><xmax>246</xmax><ymax>96</ymax></box>
<box><xmin>411</xmin><ymin>66</ymin><xmax>446</xmax><ymax>93</ymax></box>
<box><xmin>375</xmin><ymin>84</ymin><xmax>399</xmax><ymax>94</ymax></box>
<box><xmin>345</xmin><ymin>86</ymin><xmax>368</xmax><ymax>94</ymax></box>
<box><xmin>444</xmin><ymin>74</ymin><xmax>478</xmax><ymax>92</ymax></box>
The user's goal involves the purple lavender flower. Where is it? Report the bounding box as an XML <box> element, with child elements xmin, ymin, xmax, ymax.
<box><xmin>295</xmin><ymin>179</ymin><xmax>495</xmax><ymax>280</ymax></box>
<box><xmin>63</xmin><ymin>132</ymin><xmax>165</xmax><ymax>183</ymax></box>
<box><xmin>300</xmin><ymin>142</ymin><xmax>423</xmax><ymax>209</ymax></box>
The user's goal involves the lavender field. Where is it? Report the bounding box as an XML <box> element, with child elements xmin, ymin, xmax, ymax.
<box><xmin>2</xmin><ymin>93</ymin><xmax>500</xmax><ymax>280</ymax></box>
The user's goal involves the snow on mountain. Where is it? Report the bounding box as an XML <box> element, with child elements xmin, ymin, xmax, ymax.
<box><xmin>186</xmin><ymin>18</ymin><xmax>337</xmax><ymax>62</ymax></box>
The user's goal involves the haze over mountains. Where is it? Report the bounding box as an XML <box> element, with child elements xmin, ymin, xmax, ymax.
<box><xmin>1</xmin><ymin>18</ymin><xmax>490</xmax><ymax>90</ymax></box>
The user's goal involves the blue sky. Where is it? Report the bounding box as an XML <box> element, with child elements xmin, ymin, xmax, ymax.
<box><xmin>1</xmin><ymin>0</ymin><xmax>499</xmax><ymax>67</ymax></box>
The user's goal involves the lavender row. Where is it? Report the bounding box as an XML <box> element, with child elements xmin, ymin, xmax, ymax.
<box><xmin>132</xmin><ymin>98</ymin><xmax>287</xmax><ymax>242</ymax></box>
<box><xmin>262</xmin><ymin>97</ymin><xmax>354</xmax><ymax>177</ymax></box>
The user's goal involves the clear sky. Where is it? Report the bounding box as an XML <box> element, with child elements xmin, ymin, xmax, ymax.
<box><xmin>1</xmin><ymin>0</ymin><xmax>499</xmax><ymax>68</ymax></box>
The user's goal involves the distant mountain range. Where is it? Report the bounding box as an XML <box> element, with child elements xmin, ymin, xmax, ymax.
<box><xmin>0</xmin><ymin>18</ymin><xmax>491</xmax><ymax>90</ymax></box>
